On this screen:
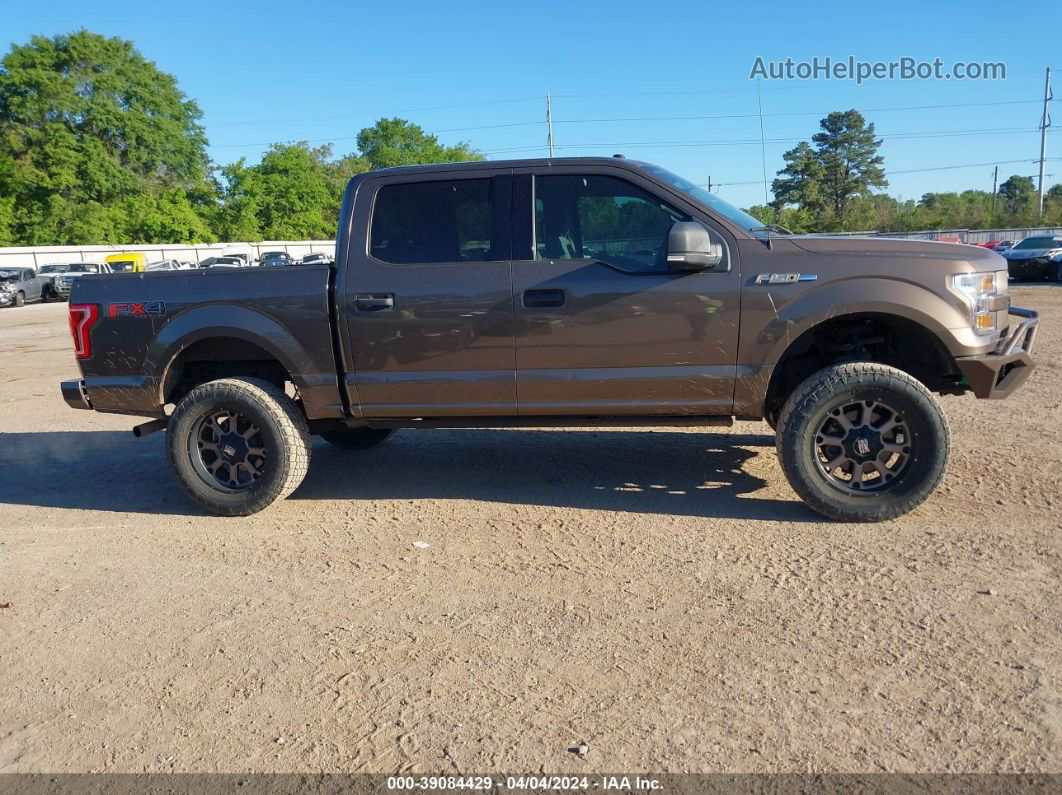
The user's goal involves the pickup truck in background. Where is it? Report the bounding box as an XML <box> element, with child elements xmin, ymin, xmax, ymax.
<box><xmin>61</xmin><ymin>157</ymin><xmax>1039</xmax><ymax>521</ymax></box>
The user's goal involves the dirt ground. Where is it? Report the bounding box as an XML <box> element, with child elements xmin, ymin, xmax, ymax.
<box><xmin>0</xmin><ymin>288</ymin><xmax>1059</xmax><ymax>775</ymax></box>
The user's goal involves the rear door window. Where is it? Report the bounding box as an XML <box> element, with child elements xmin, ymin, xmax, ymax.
<box><xmin>371</xmin><ymin>179</ymin><xmax>496</xmax><ymax>265</ymax></box>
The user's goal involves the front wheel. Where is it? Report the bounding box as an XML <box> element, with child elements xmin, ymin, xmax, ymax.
<box><xmin>13</xmin><ymin>291</ymin><xmax>24</xmax><ymax>307</ymax></box>
<box><xmin>167</xmin><ymin>378</ymin><xmax>311</xmax><ymax>516</ymax></box>
<box><xmin>775</xmin><ymin>363</ymin><xmax>950</xmax><ymax>522</ymax></box>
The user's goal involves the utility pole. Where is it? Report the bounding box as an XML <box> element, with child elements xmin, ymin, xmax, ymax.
<box><xmin>707</xmin><ymin>175</ymin><xmax>713</xmax><ymax>193</ymax></box>
<box><xmin>546</xmin><ymin>93</ymin><xmax>555</xmax><ymax>158</ymax></box>
<box><xmin>1037</xmin><ymin>67</ymin><xmax>1052</xmax><ymax>217</ymax></box>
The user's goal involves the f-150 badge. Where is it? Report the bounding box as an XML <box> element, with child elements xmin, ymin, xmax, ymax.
<box><xmin>754</xmin><ymin>273</ymin><xmax>818</xmax><ymax>284</ymax></box>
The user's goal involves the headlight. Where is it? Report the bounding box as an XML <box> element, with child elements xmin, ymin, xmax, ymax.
<box><xmin>949</xmin><ymin>271</ymin><xmax>1005</xmax><ymax>334</ymax></box>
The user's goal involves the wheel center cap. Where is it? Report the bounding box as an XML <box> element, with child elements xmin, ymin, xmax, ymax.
<box><xmin>218</xmin><ymin>433</ymin><xmax>249</xmax><ymax>464</ymax></box>
<box><xmin>844</xmin><ymin>427</ymin><xmax>883</xmax><ymax>462</ymax></box>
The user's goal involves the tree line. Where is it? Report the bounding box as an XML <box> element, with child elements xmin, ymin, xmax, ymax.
<box><xmin>1</xmin><ymin>31</ymin><xmax>1059</xmax><ymax>247</ymax></box>
<box><xmin>745</xmin><ymin>109</ymin><xmax>1062</xmax><ymax>232</ymax></box>
<box><xmin>0</xmin><ymin>31</ymin><xmax>481</xmax><ymax>246</ymax></box>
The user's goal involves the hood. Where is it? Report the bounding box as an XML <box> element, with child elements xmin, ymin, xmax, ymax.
<box><xmin>1005</xmin><ymin>247</ymin><xmax>1061</xmax><ymax>261</ymax></box>
<box><xmin>785</xmin><ymin>235</ymin><xmax>1004</xmax><ymax>267</ymax></box>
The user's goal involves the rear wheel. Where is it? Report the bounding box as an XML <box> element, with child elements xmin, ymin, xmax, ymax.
<box><xmin>776</xmin><ymin>363</ymin><xmax>949</xmax><ymax>522</ymax></box>
<box><xmin>319</xmin><ymin>426</ymin><xmax>394</xmax><ymax>450</ymax></box>
<box><xmin>167</xmin><ymin>377</ymin><xmax>310</xmax><ymax>516</ymax></box>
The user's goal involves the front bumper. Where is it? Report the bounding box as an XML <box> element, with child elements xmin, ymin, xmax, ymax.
<box><xmin>955</xmin><ymin>307</ymin><xmax>1039</xmax><ymax>399</ymax></box>
<box><xmin>1006</xmin><ymin>257</ymin><xmax>1051</xmax><ymax>279</ymax></box>
<box><xmin>61</xmin><ymin>379</ymin><xmax>93</xmax><ymax>410</ymax></box>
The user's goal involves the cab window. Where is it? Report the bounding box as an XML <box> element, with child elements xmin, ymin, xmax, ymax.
<box><xmin>533</xmin><ymin>174</ymin><xmax>689</xmax><ymax>273</ymax></box>
<box><xmin>371</xmin><ymin>179</ymin><xmax>495</xmax><ymax>264</ymax></box>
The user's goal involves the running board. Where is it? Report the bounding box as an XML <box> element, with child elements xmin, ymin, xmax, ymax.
<box><xmin>366</xmin><ymin>416</ymin><xmax>735</xmax><ymax>430</ymax></box>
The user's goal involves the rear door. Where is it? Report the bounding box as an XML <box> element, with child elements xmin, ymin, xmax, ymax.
<box><xmin>338</xmin><ymin>169</ymin><xmax>517</xmax><ymax>418</ymax></box>
<box><xmin>511</xmin><ymin>164</ymin><xmax>742</xmax><ymax>416</ymax></box>
<box><xmin>23</xmin><ymin>269</ymin><xmax>43</xmax><ymax>301</ymax></box>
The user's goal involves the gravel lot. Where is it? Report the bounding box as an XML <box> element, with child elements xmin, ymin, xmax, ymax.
<box><xmin>0</xmin><ymin>288</ymin><xmax>1059</xmax><ymax>774</ymax></box>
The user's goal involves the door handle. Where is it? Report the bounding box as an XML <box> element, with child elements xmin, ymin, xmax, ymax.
<box><xmin>522</xmin><ymin>289</ymin><xmax>565</xmax><ymax>309</ymax></box>
<box><xmin>354</xmin><ymin>293</ymin><xmax>395</xmax><ymax>312</ymax></box>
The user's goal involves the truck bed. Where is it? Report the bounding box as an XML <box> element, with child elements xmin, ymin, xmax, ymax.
<box><xmin>68</xmin><ymin>266</ymin><xmax>343</xmax><ymax>418</ymax></box>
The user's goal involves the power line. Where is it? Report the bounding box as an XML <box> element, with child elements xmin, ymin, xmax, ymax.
<box><xmin>207</xmin><ymin>95</ymin><xmax>543</xmax><ymax>128</ymax></box>
<box><xmin>209</xmin><ymin>97</ymin><xmax>1048</xmax><ymax>150</ymax></box>
<box><xmin>551</xmin><ymin>99</ymin><xmax>1043</xmax><ymax>126</ymax></box>
<box><xmin>709</xmin><ymin>157</ymin><xmax>1062</xmax><ymax>187</ymax></box>
<box><xmin>479</xmin><ymin>127</ymin><xmax>1040</xmax><ymax>156</ymax></box>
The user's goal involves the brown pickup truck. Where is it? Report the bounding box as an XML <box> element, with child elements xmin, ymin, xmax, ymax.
<box><xmin>61</xmin><ymin>157</ymin><xmax>1039</xmax><ymax>521</ymax></box>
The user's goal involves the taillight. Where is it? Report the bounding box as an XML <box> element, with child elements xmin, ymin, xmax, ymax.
<box><xmin>69</xmin><ymin>304</ymin><xmax>99</xmax><ymax>359</ymax></box>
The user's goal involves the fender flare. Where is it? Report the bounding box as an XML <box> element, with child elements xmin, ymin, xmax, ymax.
<box><xmin>146</xmin><ymin>304</ymin><xmax>317</xmax><ymax>405</ymax></box>
<box><xmin>745</xmin><ymin>276</ymin><xmax>972</xmax><ymax>368</ymax></box>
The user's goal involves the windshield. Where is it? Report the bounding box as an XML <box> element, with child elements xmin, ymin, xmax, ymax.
<box><xmin>637</xmin><ymin>163</ymin><xmax>768</xmax><ymax>235</ymax></box>
<box><xmin>1013</xmin><ymin>237</ymin><xmax>1062</xmax><ymax>250</ymax></box>
<box><xmin>40</xmin><ymin>264</ymin><xmax>69</xmax><ymax>273</ymax></box>
<box><xmin>109</xmin><ymin>261</ymin><xmax>135</xmax><ymax>271</ymax></box>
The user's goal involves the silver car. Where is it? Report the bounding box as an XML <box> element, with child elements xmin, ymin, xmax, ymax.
<box><xmin>38</xmin><ymin>262</ymin><xmax>112</xmax><ymax>300</ymax></box>
<box><xmin>0</xmin><ymin>267</ymin><xmax>46</xmax><ymax>307</ymax></box>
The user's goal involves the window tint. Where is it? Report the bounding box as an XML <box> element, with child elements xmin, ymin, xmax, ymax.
<box><xmin>371</xmin><ymin>179</ymin><xmax>494</xmax><ymax>264</ymax></box>
<box><xmin>534</xmin><ymin>175</ymin><xmax>689</xmax><ymax>273</ymax></box>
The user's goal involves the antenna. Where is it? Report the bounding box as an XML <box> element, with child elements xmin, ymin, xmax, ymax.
<box><xmin>546</xmin><ymin>93</ymin><xmax>555</xmax><ymax>158</ymax></box>
<box><xmin>756</xmin><ymin>79</ymin><xmax>769</xmax><ymax>207</ymax></box>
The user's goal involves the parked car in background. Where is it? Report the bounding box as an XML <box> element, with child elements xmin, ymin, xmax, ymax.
<box><xmin>1002</xmin><ymin>235</ymin><xmax>1062</xmax><ymax>281</ymax></box>
<box><xmin>974</xmin><ymin>240</ymin><xmax>1002</xmax><ymax>250</ymax></box>
<box><xmin>206</xmin><ymin>256</ymin><xmax>250</xmax><ymax>269</ymax></box>
<box><xmin>0</xmin><ymin>267</ymin><xmax>45</xmax><ymax>307</ymax></box>
<box><xmin>147</xmin><ymin>259</ymin><xmax>186</xmax><ymax>271</ymax></box>
<box><xmin>259</xmin><ymin>251</ymin><xmax>294</xmax><ymax>267</ymax></box>
<box><xmin>993</xmin><ymin>240</ymin><xmax>1016</xmax><ymax>254</ymax></box>
<box><xmin>104</xmin><ymin>252</ymin><xmax>149</xmax><ymax>273</ymax></box>
<box><xmin>301</xmin><ymin>252</ymin><xmax>334</xmax><ymax>266</ymax></box>
<box><xmin>39</xmin><ymin>262</ymin><xmax>112</xmax><ymax>301</ymax></box>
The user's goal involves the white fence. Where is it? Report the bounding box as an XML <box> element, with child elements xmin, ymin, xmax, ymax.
<box><xmin>0</xmin><ymin>241</ymin><xmax>337</xmax><ymax>270</ymax></box>
<box><xmin>825</xmin><ymin>227</ymin><xmax>1062</xmax><ymax>244</ymax></box>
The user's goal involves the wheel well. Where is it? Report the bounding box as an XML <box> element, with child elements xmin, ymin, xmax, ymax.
<box><xmin>163</xmin><ymin>338</ymin><xmax>294</xmax><ymax>405</ymax></box>
<box><xmin>763</xmin><ymin>314</ymin><xmax>961</xmax><ymax>420</ymax></box>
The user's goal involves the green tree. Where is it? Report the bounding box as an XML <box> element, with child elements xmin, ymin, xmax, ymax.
<box><xmin>997</xmin><ymin>175</ymin><xmax>1035</xmax><ymax>218</ymax></box>
<box><xmin>0</xmin><ymin>30</ymin><xmax>216</xmax><ymax>244</ymax></box>
<box><xmin>356</xmin><ymin>118</ymin><xmax>483</xmax><ymax>169</ymax></box>
<box><xmin>771</xmin><ymin>141</ymin><xmax>825</xmax><ymax>214</ymax></box>
<box><xmin>217</xmin><ymin>143</ymin><xmax>367</xmax><ymax>240</ymax></box>
<box><xmin>812</xmin><ymin>110</ymin><xmax>887</xmax><ymax>219</ymax></box>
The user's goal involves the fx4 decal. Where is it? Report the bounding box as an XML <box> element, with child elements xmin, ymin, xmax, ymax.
<box><xmin>108</xmin><ymin>301</ymin><xmax>166</xmax><ymax>318</ymax></box>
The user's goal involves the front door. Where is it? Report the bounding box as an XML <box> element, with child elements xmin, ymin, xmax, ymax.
<box><xmin>511</xmin><ymin>167</ymin><xmax>742</xmax><ymax>416</ymax></box>
<box><xmin>339</xmin><ymin>170</ymin><xmax>517</xmax><ymax>418</ymax></box>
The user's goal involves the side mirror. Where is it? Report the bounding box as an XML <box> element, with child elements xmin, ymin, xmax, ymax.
<box><xmin>666</xmin><ymin>221</ymin><xmax>724</xmax><ymax>272</ymax></box>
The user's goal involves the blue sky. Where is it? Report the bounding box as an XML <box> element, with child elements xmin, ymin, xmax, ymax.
<box><xmin>3</xmin><ymin>0</ymin><xmax>1061</xmax><ymax>209</ymax></box>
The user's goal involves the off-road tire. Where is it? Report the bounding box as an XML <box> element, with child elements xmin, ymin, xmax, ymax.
<box><xmin>13</xmin><ymin>291</ymin><xmax>24</xmax><ymax>307</ymax></box>
<box><xmin>775</xmin><ymin>362</ymin><xmax>950</xmax><ymax>522</ymax></box>
<box><xmin>319</xmin><ymin>426</ymin><xmax>394</xmax><ymax>450</ymax></box>
<box><xmin>167</xmin><ymin>378</ymin><xmax>311</xmax><ymax>516</ymax></box>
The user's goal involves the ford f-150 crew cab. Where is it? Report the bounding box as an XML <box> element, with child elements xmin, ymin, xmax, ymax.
<box><xmin>60</xmin><ymin>157</ymin><xmax>1040</xmax><ymax>521</ymax></box>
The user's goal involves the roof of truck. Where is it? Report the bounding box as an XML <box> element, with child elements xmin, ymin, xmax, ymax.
<box><xmin>360</xmin><ymin>156</ymin><xmax>654</xmax><ymax>178</ymax></box>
